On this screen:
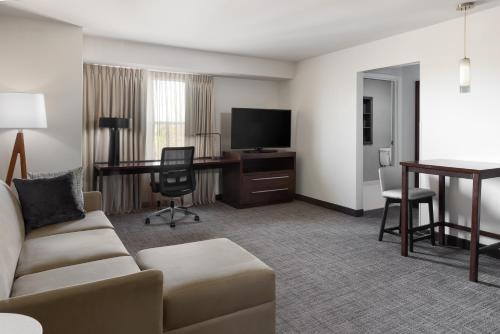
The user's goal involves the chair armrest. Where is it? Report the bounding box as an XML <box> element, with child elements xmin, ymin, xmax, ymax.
<box><xmin>0</xmin><ymin>270</ymin><xmax>163</xmax><ymax>334</ymax></box>
<box><xmin>83</xmin><ymin>191</ymin><xmax>103</xmax><ymax>211</ymax></box>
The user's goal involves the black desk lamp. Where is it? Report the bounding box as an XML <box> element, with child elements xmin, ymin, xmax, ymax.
<box><xmin>99</xmin><ymin>117</ymin><xmax>130</xmax><ymax>165</ymax></box>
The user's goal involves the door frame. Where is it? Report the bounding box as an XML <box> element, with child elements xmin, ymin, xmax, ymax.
<box><xmin>358</xmin><ymin>72</ymin><xmax>403</xmax><ymax>210</ymax></box>
<box><xmin>414</xmin><ymin>80</ymin><xmax>420</xmax><ymax>187</ymax></box>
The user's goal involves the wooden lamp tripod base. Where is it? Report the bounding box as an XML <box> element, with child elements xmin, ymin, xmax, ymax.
<box><xmin>5</xmin><ymin>130</ymin><xmax>27</xmax><ymax>186</ymax></box>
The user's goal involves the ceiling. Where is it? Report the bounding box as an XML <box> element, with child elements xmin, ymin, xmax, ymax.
<box><xmin>3</xmin><ymin>0</ymin><xmax>500</xmax><ymax>61</ymax></box>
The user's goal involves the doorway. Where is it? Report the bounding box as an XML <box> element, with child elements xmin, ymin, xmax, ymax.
<box><xmin>359</xmin><ymin>63</ymin><xmax>420</xmax><ymax>211</ymax></box>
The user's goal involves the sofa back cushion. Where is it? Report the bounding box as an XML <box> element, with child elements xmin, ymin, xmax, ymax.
<box><xmin>0</xmin><ymin>181</ymin><xmax>25</xmax><ymax>299</ymax></box>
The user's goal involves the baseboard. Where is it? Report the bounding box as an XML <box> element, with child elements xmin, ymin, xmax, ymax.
<box><xmin>445</xmin><ymin>235</ymin><xmax>500</xmax><ymax>259</ymax></box>
<box><xmin>295</xmin><ymin>194</ymin><xmax>364</xmax><ymax>217</ymax></box>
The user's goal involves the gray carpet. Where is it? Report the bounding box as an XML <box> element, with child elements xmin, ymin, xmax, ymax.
<box><xmin>109</xmin><ymin>200</ymin><xmax>500</xmax><ymax>334</ymax></box>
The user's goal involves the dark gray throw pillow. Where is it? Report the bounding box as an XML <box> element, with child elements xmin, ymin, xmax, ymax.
<box><xmin>28</xmin><ymin>167</ymin><xmax>84</xmax><ymax>212</ymax></box>
<box><xmin>14</xmin><ymin>173</ymin><xmax>85</xmax><ymax>232</ymax></box>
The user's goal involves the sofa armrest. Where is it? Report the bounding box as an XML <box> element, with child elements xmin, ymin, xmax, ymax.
<box><xmin>83</xmin><ymin>191</ymin><xmax>103</xmax><ymax>212</ymax></box>
<box><xmin>0</xmin><ymin>270</ymin><xmax>163</xmax><ymax>334</ymax></box>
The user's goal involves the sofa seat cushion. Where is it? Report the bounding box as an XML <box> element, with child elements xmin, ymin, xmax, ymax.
<box><xmin>16</xmin><ymin>229</ymin><xmax>129</xmax><ymax>278</ymax></box>
<box><xmin>26</xmin><ymin>211</ymin><xmax>113</xmax><ymax>240</ymax></box>
<box><xmin>11</xmin><ymin>256</ymin><xmax>140</xmax><ymax>297</ymax></box>
<box><xmin>136</xmin><ymin>238</ymin><xmax>275</xmax><ymax>331</ymax></box>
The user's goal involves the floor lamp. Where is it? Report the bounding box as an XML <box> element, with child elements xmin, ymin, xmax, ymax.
<box><xmin>0</xmin><ymin>93</ymin><xmax>47</xmax><ymax>185</ymax></box>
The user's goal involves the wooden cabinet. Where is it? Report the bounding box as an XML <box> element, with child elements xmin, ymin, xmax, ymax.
<box><xmin>222</xmin><ymin>151</ymin><xmax>296</xmax><ymax>208</ymax></box>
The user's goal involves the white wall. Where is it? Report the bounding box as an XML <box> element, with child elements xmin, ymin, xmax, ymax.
<box><xmin>83</xmin><ymin>36</ymin><xmax>291</xmax><ymax>151</ymax></box>
<box><xmin>0</xmin><ymin>14</ymin><xmax>83</xmax><ymax>178</ymax></box>
<box><xmin>83</xmin><ymin>36</ymin><xmax>293</xmax><ymax>152</ymax></box>
<box><xmin>213</xmin><ymin>77</ymin><xmax>287</xmax><ymax>151</ymax></box>
<box><xmin>288</xmin><ymin>6</ymin><xmax>500</xmax><ymax>244</ymax></box>
<box><xmin>363</xmin><ymin>79</ymin><xmax>392</xmax><ymax>181</ymax></box>
<box><xmin>84</xmin><ymin>36</ymin><xmax>295</xmax><ymax>80</ymax></box>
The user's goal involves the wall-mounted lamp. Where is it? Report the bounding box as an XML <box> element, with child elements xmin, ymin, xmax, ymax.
<box><xmin>458</xmin><ymin>2</ymin><xmax>475</xmax><ymax>93</ymax></box>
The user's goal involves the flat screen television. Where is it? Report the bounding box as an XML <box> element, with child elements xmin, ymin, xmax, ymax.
<box><xmin>231</xmin><ymin>108</ymin><xmax>291</xmax><ymax>151</ymax></box>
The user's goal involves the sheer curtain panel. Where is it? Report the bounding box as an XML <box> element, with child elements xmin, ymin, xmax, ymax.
<box><xmin>146</xmin><ymin>72</ymin><xmax>217</xmax><ymax>205</ymax></box>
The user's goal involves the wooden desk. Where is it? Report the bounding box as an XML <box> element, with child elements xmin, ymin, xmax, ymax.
<box><xmin>93</xmin><ymin>158</ymin><xmax>240</xmax><ymax>192</ymax></box>
<box><xmin>400</xmin><ymin>159</ymin><xmax>500</xmax><ymax>282</ymax></box>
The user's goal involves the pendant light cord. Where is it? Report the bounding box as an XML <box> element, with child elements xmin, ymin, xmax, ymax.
<box><xmin>464</xmin><ymin>7</ymin><xmax>468</xmax><ymax>58</ymax></box>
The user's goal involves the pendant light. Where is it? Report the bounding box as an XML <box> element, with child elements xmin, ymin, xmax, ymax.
<box><xmin>457</xmin><ymin>2</ymin><xmax>475</xmax><ymax>93</ymax></box>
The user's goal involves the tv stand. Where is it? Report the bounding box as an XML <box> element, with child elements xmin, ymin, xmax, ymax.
<box><xmin>243</xmin><ymin>148</ymin><xmax>278</xmax><ymax>154</ymax></box>
<box><xmin>222</xmin><ymin>151</ymin><xmax>296</xmax><ymax>208</ymax></box>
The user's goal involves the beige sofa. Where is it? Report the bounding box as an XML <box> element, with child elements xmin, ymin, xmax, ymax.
<box><xmin>0</xmin><ymin>181</ymin><xmax>275</xmax><ymax>334</ymax></box>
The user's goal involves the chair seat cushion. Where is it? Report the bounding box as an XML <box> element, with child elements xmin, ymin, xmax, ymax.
<box><xmin>136</xmin><ymin>238</ymin><xmax>275</xmax><ymax>331</ymax></box>
<box><xmin>26</xmin><ymin>211</ymin><xmax>113</xmax><ymax>240</ymax></box>
<box><xmin>11</xmin><ymin>256</ymin><xmax>139</xmax><ymax>297</ymax></box>
<box><xmin>16</xmin><ymin>229</ymin><xmax>129</xmax><ymax>278</ymax></box>
<box><xmin>383</xmin><ymin>188</ymin><xmax>436</xmax><ymax>200</ymax></box>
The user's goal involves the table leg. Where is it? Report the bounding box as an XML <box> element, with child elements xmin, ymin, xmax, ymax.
<box><xmin>469</xmin><ymin>173</ymin><xmax>482</xmax><ymax>282</ymax></box>
<box><xmin>401</xmin><ymin>165</ymin><xmax>409</xmax><ymax>257</ymax></box>
<box><xmin>438</xmin><ymin>175</ymin><xmax>446</xmax><ymax>245</ymax></box>
<box><xmin>98</xmin><ymin>170</ymin><xmax>104</xmax><ymax>193</ymax></box>
<box><xmin>92</xmin><ymin>170</ymin><xmax>97</xmax><ymax>191</ymax></box>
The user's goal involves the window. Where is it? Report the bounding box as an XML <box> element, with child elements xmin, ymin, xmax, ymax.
<box><xmin>151</xmin><ymin>78</ymin><xmax>186</xmax><ymax>159</ymax></box>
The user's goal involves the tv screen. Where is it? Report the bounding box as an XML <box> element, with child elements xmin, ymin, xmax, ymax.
<box><xmin>231</xmin><ymin>108</ymin><xmax>291</xmax><ymax>149</ymax></box>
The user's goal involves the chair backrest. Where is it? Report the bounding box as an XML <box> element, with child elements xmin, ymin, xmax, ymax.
<box><xmin>379</xmin><ymin>166</ymin><xmax>402</xmax><ymax>192</ymax></box>
<box><xmin>0</xmin><ymin>181</ymin><xmax>25</xmax><ymax>300</ymax></box>
<box><xmin>159</xmin><ymin>147</ymin><xmax>196</xmax><ymax>197</ymax></box>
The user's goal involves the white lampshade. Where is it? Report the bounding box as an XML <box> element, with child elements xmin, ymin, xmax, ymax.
<box><xmin>459</xmin><ymin>57</ymin><xmax>471</xmax><ymax>93</ymax></box>
<box><xmin>0</xmin><ymin>92</ymin><xmax>47</xmax><ymax>129</ymax></box>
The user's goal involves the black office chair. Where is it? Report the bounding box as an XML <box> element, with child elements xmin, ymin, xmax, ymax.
<box><xmin>145</xmin><ymin>146</ymin><xmax>200</xmax><ymax>227</ymax></box>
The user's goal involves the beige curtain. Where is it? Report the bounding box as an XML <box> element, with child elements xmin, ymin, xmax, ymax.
<box><xmin>83</xmin><ymin>64</ymin><xmax>146</xmax><ymax>214</ymax></box>
<box><xmin>146</xmin><ymin>72</ymin><xmax>217</xmax><ymax>205</ymax></box>
<box><xmin>186</xmin><ymin>75</ymin><xmax>217</xmax><ymax>205</ymax></box>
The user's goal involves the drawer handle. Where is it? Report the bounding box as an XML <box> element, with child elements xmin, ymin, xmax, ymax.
<box><xmin>251</xmin><ymin>188</ymin><xmax>289</xmax><ymax>194</ymax></box>
<box><xmin>251</xmin><ymin>176</ymin><xmax>289</xmax><ymax>181</ymax></box>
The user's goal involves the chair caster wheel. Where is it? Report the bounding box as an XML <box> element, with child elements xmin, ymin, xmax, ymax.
<box><xmin>170</xmin><ymin>222</ymin><xmax>176</xmax><ymax>228</ymax></box>
<box><xmin>145</xmin><ymin>218</ymin><xmax>150</xmax><ymax>225</ymax></box>
<box><xmin>194</xmin><ymin>216</ymin><xmax>200</xmax><ymax>222</ymax></box>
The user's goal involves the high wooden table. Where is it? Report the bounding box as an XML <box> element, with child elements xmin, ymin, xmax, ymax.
<box><xmin>93</xmin><ymin>158</ymin><xmax>240</xmax><ymax>192</ymax></box>
<box><xmin>400</xmin><ymin>159</ymin><xmax>500</xmax><ymax>282</ymax></box>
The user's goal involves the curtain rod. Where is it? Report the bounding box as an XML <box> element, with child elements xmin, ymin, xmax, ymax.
<box><xmin>83</xmin><ymin>62</ymin><xmax>214</xmax><ymax>77</ymax></box>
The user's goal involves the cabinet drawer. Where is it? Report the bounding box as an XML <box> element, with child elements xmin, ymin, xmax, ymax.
<box><xmin>242</xmin><ymin>172</ymin><xmax>294</xmax><ymax>192</ymax></box>
<box><xmin>241</xmin><ymin>171</ymin><xmax>294</xmax><ymax>204</ymax></box>
<box><xmin>242</xmin><ymin>187</ymin><xmax>293</xmax><ymax>204</ymax></box>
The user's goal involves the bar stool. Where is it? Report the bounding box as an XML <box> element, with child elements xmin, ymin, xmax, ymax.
<box><xmin>378</xmin><ymin>166</ymin><xmax>436</xmax><ymax>252</ymax></box>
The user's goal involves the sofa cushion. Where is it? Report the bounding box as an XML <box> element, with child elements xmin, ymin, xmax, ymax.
<box><xmin>11</xmin><ymin>256</ymin><xmax>140</xmax><ymax>297</ymax></box>
<box><xmin>136</xmin><ymin>238</ymin><xmax>275</xmax><ymax>331</ymax></box>
<box><xmin>28</xmin><ymin>167</ymin><xmax>85</xmax><ymax>213</ymax></box>
<box><xmin>14</xmin><ymin>174</ymin><xmax>85</xmax><ymax>232</ymax></box>
<box><xmin>26</xmin><ymin>211</ymin><xmax>113</xmax><ymax>240</ymax></box>
<box><xmin>0</xmin><ymin>181</ymin><xmax>25</xmax><ymax>300</ymax></box>
<box><xmin>16</xmin><ymin>229</ymin><xmax>129</xmax><ymax>278</ymax></box>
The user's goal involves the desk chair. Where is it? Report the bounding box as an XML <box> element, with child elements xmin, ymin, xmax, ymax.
<box><xmin>378</xmin><ymin>166</ymin><xmax>436</xmax><ymax>252</ymax></box>
<box><xmin>145</xmin><ymin>146</ymin><xmax>200</xmax><ymax>227</ymax></box>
